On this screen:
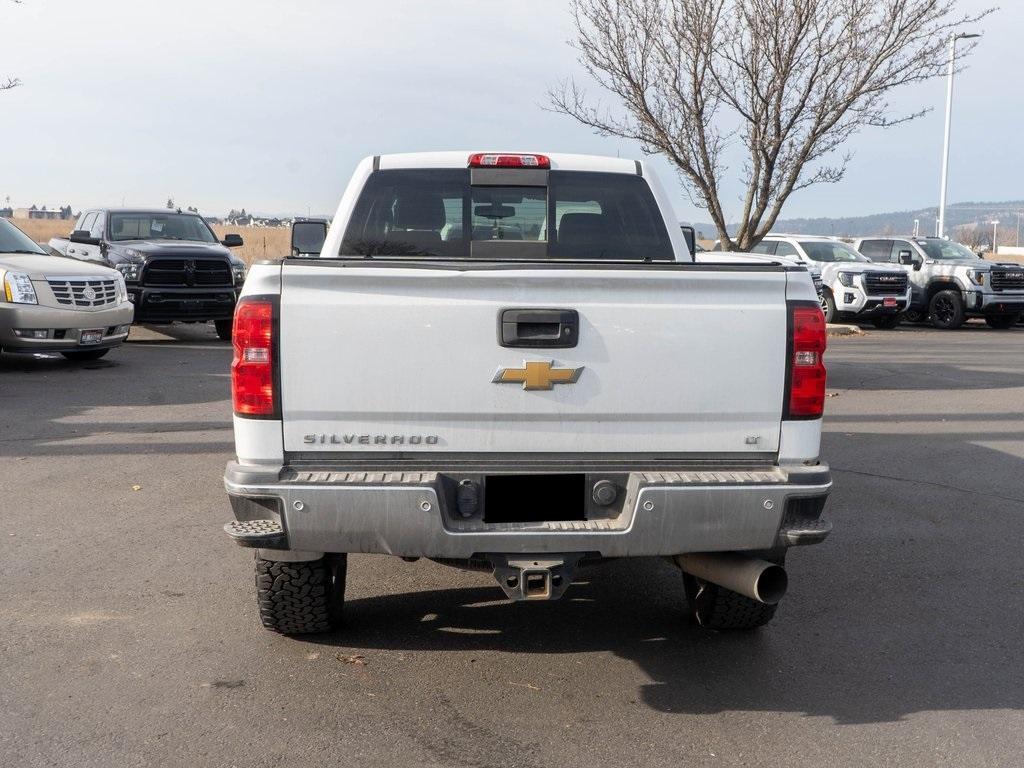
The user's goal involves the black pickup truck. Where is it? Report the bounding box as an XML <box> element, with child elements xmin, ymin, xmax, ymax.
<box><xmin>49</xmin><ymin>208</ymin><xmax>247</xmax><ymax>339</ymax></box>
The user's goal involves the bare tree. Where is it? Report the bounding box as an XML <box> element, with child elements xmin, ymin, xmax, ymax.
<box><xmin>956</xmin><ymin>223</ymin><xmax>988</xmax><ymax>250</ymax></box>
<box><xmin>551</xmin><ymin>0</ymin><xmax>994</xmax><ymax>250</ymax></box>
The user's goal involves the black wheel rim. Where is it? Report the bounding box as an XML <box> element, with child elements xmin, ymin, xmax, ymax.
<box><xmin>933</xmin><ymin>296</ymin><xmax>954</xmax><ymax>323</ymax></box>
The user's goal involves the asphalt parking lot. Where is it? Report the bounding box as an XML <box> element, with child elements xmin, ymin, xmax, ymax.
<box><xmin>2</xmin><ymin>321</ymin><xmax>1023</xmax><ymax>768</ymax></box>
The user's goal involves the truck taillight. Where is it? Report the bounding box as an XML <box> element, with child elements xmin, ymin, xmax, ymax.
<box><xmin>232</xmin><ymin>298</ymin><xmax>277</xmax><ymax>417</ymax></box>
<box><xmin>786</xmin><ymin>303</ymin><xmax>826</xmax><ymax>419</ymax></box>
<box><xmin>468</xmin><ymin>153</ymin><xmax>550</xmax><ymax>169</ymax></box>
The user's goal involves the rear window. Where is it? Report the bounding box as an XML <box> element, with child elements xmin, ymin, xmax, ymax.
<box><xmin>339</xmin><ymin>169</ymin><xmax>674</xmax><ymax>260</ymax></box>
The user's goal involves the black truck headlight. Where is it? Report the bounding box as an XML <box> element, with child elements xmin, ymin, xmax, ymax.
<box><xmin>837</xmin><ymin>271</ymin><xmax>856</xmax><ymax>287</ymax></box>
<box><xmin>232</xmin><ymin>263</ymin><xmax>247</xmax><ymax>286</ymax></box>
<box><xmin>115</xmin><ymin>262</ymin><xmax>142</xmax><ymax>282</ymax></box>
<box><xmin>116</xmin><ymin>250</ymin><xmax>146</xmax><ymax>282</ymax></box>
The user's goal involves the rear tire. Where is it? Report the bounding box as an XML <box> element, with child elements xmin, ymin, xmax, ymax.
<box><xmin>255</xmin><ymin>554</ymin><xmax>347</xmax><ymax>634</ymax></box>
<box><xmin>871</xmin><ymin>314</ymin><xmax>901</xmax><ymax>329</ymax></box>
<box><xmin>903</xmin><ymin>309</ymin><xmax>927</xmax><ymax>324</ymax></box>
<box><xmin>929</xmin><ymin>289</ymin><xmax>965</xmax><ymax>330</ymax></box>
<box><xmin>682</xmin><ymin>571</ymin><xmax>778</xmax><ymax>630</ymax></box>
<box><xmin>215</xmin><ymin>319</ymin><xmax>233</xmax><ymax>341</ymax></box>
<box><xmin>820</xmin><ymin>290</ymin><xmax>837</xmax><ymax>324</ymax></box>
<box><xmin>60</xmin><ymin>349</ymin><xmax>110</xmax><ymax>361</ymax></box>
<box><xmin>985</xmin><ymin>314</ymin><xmax>1019</xmax><ymax>329</ymax></box>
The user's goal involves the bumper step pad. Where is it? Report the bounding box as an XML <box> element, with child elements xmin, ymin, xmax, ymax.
<box><xmin>223</xmin><ymin>519</ymin><xmax>287</xmax><ymax>549</ymax></box>
<box><xmin>778</xmin><ymin>518</ymin><xmax>832</xmax><ymax>546</ymax></box>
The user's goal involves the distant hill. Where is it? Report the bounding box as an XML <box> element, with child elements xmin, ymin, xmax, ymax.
<box><xmin>691</xmin><ymin>200</ymin><xmax>1024</xmax><ymax>243</ymax></box>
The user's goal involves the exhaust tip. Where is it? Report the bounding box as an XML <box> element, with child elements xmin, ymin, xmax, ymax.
<box><xmin>675</xmin><ymin>553</ymin><xmax>789</xmax><ymax>606</ymax></box>
<box><xmin>755</xmin><ymin>565</ymin><xmax>788</xmax><ymax>605</ymax></box>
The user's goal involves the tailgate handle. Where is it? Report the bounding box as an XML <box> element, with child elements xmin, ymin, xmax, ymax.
<box><xmin>499</xmin><ymin>309</ymin><xmax>579</xmax><ymax>348</ymax></box>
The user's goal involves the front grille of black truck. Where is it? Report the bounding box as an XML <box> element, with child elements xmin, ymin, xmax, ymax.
<box><xmin>142</xmin><ymin>258</ymin><xmax>233</xmax><ymax>287</ymax></box>
<box><xmin>863</xmin><ymin>272</ymin><xmax>908</xmax><ymax>295</ymax></box>
<box><xmin>991</xmin><ymin>269</ymin><xmax>1024</xmax><ymax>291</ymax></box>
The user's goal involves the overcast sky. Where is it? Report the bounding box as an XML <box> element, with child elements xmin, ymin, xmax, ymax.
<box><xmin>2</xmin><ymin>0</ymin><xmax>1017</xmax><ymax>222</ymax></box>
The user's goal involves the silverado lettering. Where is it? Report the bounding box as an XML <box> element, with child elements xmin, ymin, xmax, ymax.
<box><xmin>302</xmin><ymin>433</ymin><xmax>440</xmax><ymax>445</ymax></box>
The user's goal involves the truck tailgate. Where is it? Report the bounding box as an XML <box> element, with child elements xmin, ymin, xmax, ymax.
<box><xmin>279</xmin><ymin>264</ymin><xmax>788</xmax><ymax>455</ymax></box>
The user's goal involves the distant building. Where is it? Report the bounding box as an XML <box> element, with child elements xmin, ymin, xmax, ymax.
<box><xmin>12</xmin><ymin>205</ymin><xmax>74</xmax><ymax>220</ymax></box>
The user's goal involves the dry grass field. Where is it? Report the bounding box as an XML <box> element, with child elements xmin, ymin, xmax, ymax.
<box><xmin>7</xmin><ymin>216</ymin><xmax>1023</xmax><ymax>265</ymax></box>
<box><xmin>9</xmin><ymin>217</ymin><xmax>289</xmax><ymax>265</ymax></box>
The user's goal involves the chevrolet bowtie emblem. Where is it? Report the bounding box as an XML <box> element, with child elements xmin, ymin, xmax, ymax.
<box><xmin>492</xmin><ymin>361</ymin><xmax>584</xmax><ymax>391</ymax></box>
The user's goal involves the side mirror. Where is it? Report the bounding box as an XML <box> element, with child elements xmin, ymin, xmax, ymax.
<box><xmin>221</xmin><ymin>233</ymin><xmax>244</xmax><ymax>248</ymax></box>
<box><xmin>897</xmin><ymin>250</ymin><xmax>914</xmax><ymax>265</ymax></box>
<box><xmin>680</xmin><ymin>225</ymin><xmax>696</xmax><ymax>257</ymax></box>
<box><xmin>69</xmin><ymin>230</ymin><xmax>101</xmax><ymax>246</ymax></box>
<box><xmin>291</xmin><ymin>220</ymin><xmax>328</xmax><ymax>256</ymax></box>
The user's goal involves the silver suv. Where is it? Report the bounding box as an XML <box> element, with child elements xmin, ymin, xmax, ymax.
<box><xmin>0</xmin><ymin>218</ymin><xmax>134</xmax><ymax>360</ymax></box>
<box><xmin>753</xmin><ymin>235</ymin><xmax>911</xmax><ymax>328</ymax></box>
<box><xmin>853</xmin><ymin>236</ymin><xmax>1024</xmax><ymax>329</ymax></box>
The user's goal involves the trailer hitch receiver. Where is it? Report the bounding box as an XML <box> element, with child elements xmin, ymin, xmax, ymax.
<box><xmin>487</xmin><ymin>554</ymin><xmax>583</xmax><ymax>601</ymax></box>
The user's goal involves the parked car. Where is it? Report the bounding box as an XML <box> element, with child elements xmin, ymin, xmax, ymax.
<box><xmin>49</xmin><ymin>209</ymin><xmax>247</xmax><ymax>340</ymax></box>
<box><xmin>222</xmin><ymin>151</ymin><xmax>832</xmax><ymax>636</ymax></box>
<box><xmin>852</xmin><ymin>236</ymin><xmax>1024</xmax><ymax>329</ymax></box>
<box><xmin>750</xmin><ymin>235</ymin><xmax>910</xmax><ymax>328</ymax></box>
<box><xmin>0</xmin><ymin>217</ymin><xmax>133</xmax><ymax>360</ymax></box>
<box><xmin>704</xmin><ymin>234</ymin><xmax>823</xmax><ymax>301</ymax></box>
<box><xmin>705</xmin><ymin>236</ymin><xmax>826</xmax><ymax>302</ymax></box>
<box><xmin>693</xmin><ymin>247</ymin><xmax>823</xmax><ymax>299</ymax></box>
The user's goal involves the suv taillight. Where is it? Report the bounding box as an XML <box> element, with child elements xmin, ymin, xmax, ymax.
<box><xmin>232</xmin><ymin>298</ymin><xmax>277</xmax><ymax>417</ymax></box>
<box><xmin>786</xmin><ymin>302</ymin><xmax>826</xmax><ymax>419</ymax></box>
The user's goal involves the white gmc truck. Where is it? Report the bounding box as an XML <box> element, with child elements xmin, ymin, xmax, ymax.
<box><xmin>223</xmin><ymin>152</ymin><xmax>832</xmax><ymax>635</ymax></box>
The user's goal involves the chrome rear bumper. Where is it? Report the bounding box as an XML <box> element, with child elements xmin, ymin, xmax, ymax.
<box><xmin>224</xmin><ymin>461</ymin><xmax>831</xmax><ymax>559</ymax></box>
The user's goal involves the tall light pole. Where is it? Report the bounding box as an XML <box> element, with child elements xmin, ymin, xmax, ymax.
<box><xmin>938</xmin><ymin>32</ymin><xmax>981</xmax><ymax>239</ymax></box>
<box><xmin>989</xmin><ymin>220</ymin><xmax>999</xmax><ymax>254</ymax></box>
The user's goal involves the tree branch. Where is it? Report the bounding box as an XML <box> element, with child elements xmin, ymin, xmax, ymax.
<box><xmin>552</xmin><ymin>0</ymin><xmax>996</xmax><ymax>249</ymax></box>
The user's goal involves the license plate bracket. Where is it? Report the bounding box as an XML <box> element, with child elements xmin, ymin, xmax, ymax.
<box><xmin>80</xmin><ymin>329</ymin><xmax>104</xmax><ymax>345</ymax></box>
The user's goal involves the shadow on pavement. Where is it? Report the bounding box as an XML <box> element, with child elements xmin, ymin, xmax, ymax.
<box><xmin>309</xmin><ymin>539</ymin><xmax>1023</xmax><ymax>726</ymax></box>
<box><xmin>0</xmin><ymin>331</ymin><xmax>233</xmax><ymax>458</ymax></box>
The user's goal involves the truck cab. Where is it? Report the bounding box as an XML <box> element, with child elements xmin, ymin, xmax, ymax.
<box><xmin>753</xmin><ymin>235</ymin><xmax>911</xmax><ymax>328</ymax></box>
<box><xmin>853</xmin><ymin>236</ymin><xmax>1024</xmax><ymax>329</ymax></box>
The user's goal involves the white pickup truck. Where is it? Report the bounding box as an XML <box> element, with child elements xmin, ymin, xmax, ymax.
<box><xmin>223</xmin><ymin>151</ymin><xmax>832</xmax><ymax>635</ymax></box>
